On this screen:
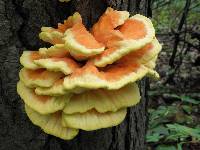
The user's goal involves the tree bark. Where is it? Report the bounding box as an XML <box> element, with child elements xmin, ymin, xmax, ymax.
<box><xmin>0</xmin><ymin>0</ymin><xmax>151</xmax><ymax>150</ymax></box>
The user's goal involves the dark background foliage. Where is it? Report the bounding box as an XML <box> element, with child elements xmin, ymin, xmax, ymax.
<box><xmin>147</xmin><ymin>0</ymin><xmax>200</xmax><ymax>149</ymax></box>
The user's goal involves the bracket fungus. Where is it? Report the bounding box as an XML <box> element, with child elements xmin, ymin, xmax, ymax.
<box><xmin>17</xmin><ymin>7</ymin><xmax>162</xmax><ymax>140</ymax></box>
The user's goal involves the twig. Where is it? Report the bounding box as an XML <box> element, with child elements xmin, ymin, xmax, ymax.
<box><xmin>169</xmin><ymin>0</ymin><xmax>191</xmax><ymax>68</ymax></box>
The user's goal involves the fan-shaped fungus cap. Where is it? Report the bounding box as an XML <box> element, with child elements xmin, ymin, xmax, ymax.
<box><xmin>64</xmin><ymin>22</ymin><xmax>105</xmax><ymax>60</ymax></box>
<box><xmin>39</xmin><ymin>12</ymin><xmax>82</xmax><ymax>45</ymax></box>
<box><xmin>63</xmin><ymin>83</ymin><xmax>140</xmax><ymax>114</ymax></box>
<box><xmin>17</xmin><ymin>81</ymin><xmax>70</xmax><ymax>114</ymax></box>
<box><xmin>25</xmin><ymin>105</ymin><xmax>79</xmax><ymax>140</ymax></box>
<box><xmin>92</xmin><ymin>13</ymin><xmax>156</xmax><ymax>67</ymax></box>
<box><xmin>62</xmin><ymin>108</ymin><xmax>127</xmax><ymax>131</ymax></box>
<box><xmin>63</xmin><ymin>39</ymin><xmax>161</xmax><ymax>90</ymax></box>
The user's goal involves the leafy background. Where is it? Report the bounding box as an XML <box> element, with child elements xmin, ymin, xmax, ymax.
<box><xmin>146</xmin><ymin>0</ymin><xmax>200</xmax><ymax>149</ymax></box>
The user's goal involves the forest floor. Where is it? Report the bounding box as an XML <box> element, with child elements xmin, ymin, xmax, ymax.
<box><xmin>147</xmin><ymin>34</ymin><xmax>200</xmax><ymax>150</ymax></box>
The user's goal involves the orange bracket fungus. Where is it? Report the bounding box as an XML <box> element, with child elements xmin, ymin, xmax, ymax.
<box><xmin>17</xmin><ymin>7</ymin><xmax>162</xmax><ymax>140</ymax></box>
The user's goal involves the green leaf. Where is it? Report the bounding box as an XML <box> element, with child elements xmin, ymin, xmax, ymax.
<box><xmin>185</xmin><ymin>115</ymin><xmax>194</xmax><ymax>125</ymax></box>
<box><xmin>166</xmin><ymin>124</ymin><xmax>200</xmax><ymax>141</ymax></box>
<box><xmin>149</xmin><ymin>125</ymin><xmax>169</xmax><ymax>135</ymax></box>
<box><xmin>146</xmin><ymin>133</ymin><xmax>162</xmax><ymax>142</ymax></box>
<box><xmin>161</xmin><ymin>94</ymin><xmax>200</xmax><ymax>105</ymax></box>
<box><xmin>147</xmin><ymin>125</ymin><xmax>169</xmax><ymax>143</ymax></box>
<box><xmin>166</xmin><ymin>93</ymin><xmax>180</xmax><ymax>99</ymax></box>
<box><xmin>148</xmin><ymin>106</ymin><xmax>178</xmax><ymax>128</ymax></box>
<box><xmin>156</xmin><ymin>145</ymin><xmax>177</xmax><ymax>150</ymax></box>
<box><xmin>177</xmin><ymin>143</ymin><xmax>184</xmax><ymax>150</ymax></box>
<box><xmin>180</xmin><ymin>95</ymin><xmax>200</xmax><ymax>104</ymax></box>
<box><xmin>182</xmin><ymin>105</ymin><xmax>192</xmax><ymax>114</ymax></box>
<box><xmin>148</xmin><ymin>90</ymin><xmax>160</xmax><ymax>96</ymax></box>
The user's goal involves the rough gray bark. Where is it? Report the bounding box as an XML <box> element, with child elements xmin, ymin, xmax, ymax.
<box><xmin>0</xmin><ymin>0</ymin><xmax>151</xmax><ymax>150</ymax></box>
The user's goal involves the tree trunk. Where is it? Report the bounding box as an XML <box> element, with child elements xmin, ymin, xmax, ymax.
<box><xmin>0</xmin><ymin>0</ymin><xmax>151</xmax><ymax>150</ymax></box>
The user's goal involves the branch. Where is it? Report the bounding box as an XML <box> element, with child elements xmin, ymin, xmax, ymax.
<box><xmin>169</xmin><ymin>0</ymin><xmax>191</xmax><ymax>68</ymax></box>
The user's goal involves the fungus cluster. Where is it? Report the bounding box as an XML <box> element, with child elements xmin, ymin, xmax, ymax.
<box><xmin>17</xmin><ymin>8</ymin><xmax>161</xmax><ymax>140</ymax></box>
